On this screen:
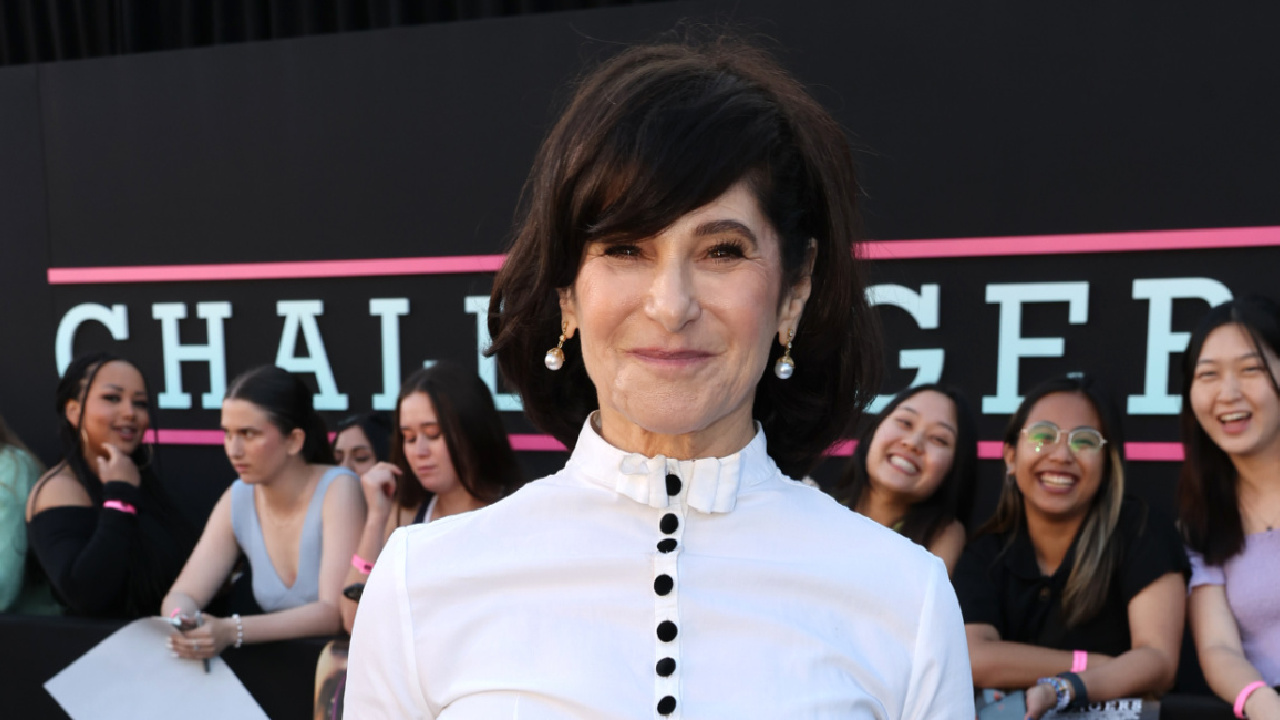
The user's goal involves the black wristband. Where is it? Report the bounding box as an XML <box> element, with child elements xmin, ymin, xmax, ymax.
<box><xmin>1056</xmin><ymin>671</ymin><xmax>1089</xmax><ymax>710</ymax></box>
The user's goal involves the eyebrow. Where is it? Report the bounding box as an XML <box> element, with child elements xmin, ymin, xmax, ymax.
<box><xmin>693</xmin><ymin>219</ymin><xmax>758</xmax><ymax>246</ymax></box>
<box><xmin>896</xmin><ymin>405</ymin><xmax>957</xmax><ymax>435</ymax></box>
<box><xmin>1196</xmin><ymin>351</ymin><xmax>1262</xmax><ymax>365</ymax></box>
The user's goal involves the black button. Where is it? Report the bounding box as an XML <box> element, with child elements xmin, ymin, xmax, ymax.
<box><xmin>657</xmin><ymin>538</ymin><xmax>678</xmax><ymax>553</ymax></box>
<box><xmin>665</xmin><ymin>473</ymin><xmax>681</xmax><ymax>496</ymax></box>
<box><xmin>660</xmin><ymin>513</ymin><xmax>679</xmax><ymax>534</ymax></box>
<box><xmin>657</xmin><ymin>696</ymin><xmax>677</xmax><ymax>715</ymax></box>
<box><xmin>657</xmin><ymin>620</ymin><xmax>678</xmax><ymax>642</ymax></box>
<box><xmin>1039</xmin><ymin>587</ymin><xmax>1050</xmax><ymax>601</ymax></box>
<box><xmin>654</xmin><ymin>574</ymin><xmax>674</xmax><ymax>596</ymax></box>
<box><xmin>656</xmin><ymin>657</ymin><xmax>676</xmax><ymax>677</ymax></box>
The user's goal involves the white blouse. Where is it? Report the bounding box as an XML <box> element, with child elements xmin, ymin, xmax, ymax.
<box><xmin>345</xmin><ymin>421</ymin><xmax>973</xmax><ymax>719</ymax></box>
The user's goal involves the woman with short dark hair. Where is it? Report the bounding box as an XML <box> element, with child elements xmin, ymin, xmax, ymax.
<box><xmin>347</xmin><ymin>35</ymin><xmax>972</xmax><ymax>718</ymax></box>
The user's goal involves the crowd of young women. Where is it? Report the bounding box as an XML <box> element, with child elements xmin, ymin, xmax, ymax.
<box><xmin>1</xmin><ymin>294</ymin><xmax>1275</xmax><ymax>718</ymax></box>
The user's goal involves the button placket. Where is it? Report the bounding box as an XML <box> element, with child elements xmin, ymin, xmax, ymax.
<box><xmin>653</xmin><ymin>464</ymin><xmax>685</xmax><ymax>718</ymax></box>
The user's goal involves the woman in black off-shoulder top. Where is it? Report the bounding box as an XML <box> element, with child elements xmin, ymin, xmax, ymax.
<box><xmin>25</xmin><ymin>352</ymin><xmax>195</xmax><ymax>619</ymax></box>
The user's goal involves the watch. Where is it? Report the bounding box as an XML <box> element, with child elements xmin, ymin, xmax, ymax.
<box><xmin>1037</xmin><ymin>676</ymin><xmax>1072</xmax><ymax>712</ymax></box>
<box><xmin>342</xmin><ymin>582</ymin><xmax>366</xmax><ymax>602</ymax></box>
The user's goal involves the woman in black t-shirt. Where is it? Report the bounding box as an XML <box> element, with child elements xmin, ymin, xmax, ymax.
<box><xmin>953</xmin><ymin>374</ymin><xmax>1188</xmax><ymax>718</ymax></box>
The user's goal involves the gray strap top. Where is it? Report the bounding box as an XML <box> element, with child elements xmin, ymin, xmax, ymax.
<box><xmin>230</xmin><ymin>466</ymin><xmax>352</xmax><ymax>613</ymax></box>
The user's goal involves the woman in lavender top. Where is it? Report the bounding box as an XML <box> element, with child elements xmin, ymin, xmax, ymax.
<box><xmin>1180</xmin><ymin>296</ymin><xmax>1280</xmax><ymax>720</ymax></box>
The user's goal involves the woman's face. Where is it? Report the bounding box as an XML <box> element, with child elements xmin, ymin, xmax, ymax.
<box><xmin>559</xmin><ymin>181</ymin><xmax>809</xmax><ymax>451</ymax></box>
<box><xmin>1006</xmin><ymin>392</ymin><xmax>1107</xmax><ymax>523</ymax></box>
<box><xmin>222</xmin><ymin>399</ymin><xmax>302</xmax><ymax>484</ymax></box>
<box><xmin>864</xmin><ymin>390</ymin><xmax>958</xmax><ymax>504</ymax></box>
<box><xmin>68</xmin><ymin>360</ymin><xmax>151</xmax><ymax>459</ymax></box>
<box><xmin>1190</xmin><ymin>323</ymin><xmax>1280</xmax><ymax>459</ymax></box>
<box><xmin>333</xmin><ymin>426</ymin><xmax>377</xmax><ymax>476</ymax></box>
<box><xmin>399</xmin><ymin>392</ymin><xmax>464</xmax><ymax>499</ymax></box>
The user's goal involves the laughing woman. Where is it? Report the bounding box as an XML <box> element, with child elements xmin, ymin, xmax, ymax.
<box><xmin>346</xmin><ymin>36</ymin><xmax>972</xmax><ymax>719</ymax></box>
<box><xmin>843</xmin><ymin>384</ymin><xmax>978</xmax><ymax>574</ymax></box>
<box><xmin>1180</xmin><ymin>297</ymin><xmax>1280</xmax><ymax>720</ymax></box>
<box><xmin>953</xmin><ymin>375</ymin><xmax>1188</xmax><ymax>718</ymax></box>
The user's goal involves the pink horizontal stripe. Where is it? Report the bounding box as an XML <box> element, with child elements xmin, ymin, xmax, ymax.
<box><xmin>144</xmin><ymin>430</ymin><xmax>1183</xmax><ymax>461</ymax></box>
<box><xmin>46</xmin><ymin>226</ymin><xmax>1280</xmax><ymax>285</ymax></box>
<box><xmin>1124</xmin><ymin>441</ymin><xmax>1184</xmax><ymax>462</ymax></box>
<box><xmin>47</xmin><ymin>255</ymin><xmax>507</xmax><ymax>284</ymax></box>
<box><xmin>861</xmin><ymin>225</ymin><xmax>1280</xmax><ymax>260</ymax></box>
<box><xmin>508</xmin><ymin>433</ymin><xmax>568</xmax><ymax>452</ymax></box>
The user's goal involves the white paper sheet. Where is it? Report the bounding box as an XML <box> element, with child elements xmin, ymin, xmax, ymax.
<box><xmin>44</xmin><ymin>617</ymin><xmax>270</xmax><ymax>720</ymax></box>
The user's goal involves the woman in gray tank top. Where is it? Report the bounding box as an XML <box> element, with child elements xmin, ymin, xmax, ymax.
<box><xmin>160</xmin><ymin>365</ymin><xmax>365</xmax><ymax>663</ymax></box>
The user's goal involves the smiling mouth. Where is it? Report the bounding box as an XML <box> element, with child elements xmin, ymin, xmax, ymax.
<box><xmin>887</xmin><ymin>454</ymin><xmax>920</xmax><ymax>475</ymax></box>
<box><xmin>1038</xmin><ymin>472</ymin><xmax>1078</xmax><ymax>490</ymax></box>
<box><xmin>114</xmin><ymin>426</ymin><xmax>139</xmax><ymax>441</ymax></box>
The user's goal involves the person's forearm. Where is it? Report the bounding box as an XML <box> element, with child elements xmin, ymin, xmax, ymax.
<box><xmin>340</xmin><ymin>515</ymin><xmax>392</xmax><ymax>632</ymax></box>
<box><xmin>160</xmin><ymin>591</ymin><xmax>201</xmax><ymax>619</ymax></box>
<box><xmin>971</xmin><ymin>641</ymin><xmax>1090</xmax><ymax>688</ymax></box>
<box><xmin>241</xmin><ymin>600</ymin><xmax>343</xmax><ymax>644</ymax></box>
<box><xmin>1074</xmin><ymin>646</ymin><xmax>1175</xmax><ymax>701</ymax></box>
<box><xmin>1202</xmin><ymin>646</ymin><xmax>1280</xmax><ymax>717</ymax></box>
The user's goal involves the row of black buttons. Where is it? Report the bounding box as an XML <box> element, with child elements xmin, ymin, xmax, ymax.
<box><xmin>656</xmin><ymin>473</ymin><xmax>680</xmax><ymax>717</ymax></box>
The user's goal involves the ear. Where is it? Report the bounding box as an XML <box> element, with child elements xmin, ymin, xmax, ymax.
<box><xmin>557</xmin><ymin>287</ymin><xmax>578</xmax><ymax>340</ymax></box>
<box><xmin>64</xmin><ymin>399</ymin><xmax>82</xmax><ymax>429</ymax></box>
<box><xmin>286</xmin><ymin>428</ymin><xmax>307</xmax><ymax>457</ymax></box>
<box><xmin>777</xmin><ymin>239</ymin><xmax>818</xmax><ymax>342</ymax></box>
<box><xmin>1003</xmin><ymin>444</ymin><xmax>1017</xmax><ymax>476</ymax></box>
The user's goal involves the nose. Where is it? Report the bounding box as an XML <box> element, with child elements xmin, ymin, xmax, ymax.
<box><xmin>225</xmin><ymin>436</ymin><xmax>243</xmax><ymax>459</ymax></box>
<box><xmin>644</xmin><ymin>255</ymin><xmax>700</xmax><ymax>332</ymax></box>
<box><xmin>1220</xmin><ymin>371</ymin><xmax>1244</xmax><ymax>401</ymax></box>
<box><xmin>411</xmin><ymin>435</ymin><xmax>433</xmax><ymax>457</ymax></box>
<box><xmin>902</xmin><ymin>429</ymin><xmax>923</xmax><ymax>451</ymax></box>
<box><xmin>1046</xmin><ymin>437</ymin><xmax>1074</xmax><ymax>462</ymax></box>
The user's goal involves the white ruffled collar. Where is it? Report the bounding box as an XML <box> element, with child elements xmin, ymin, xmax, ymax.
<box><xmin>567</xmin><ymin>415</ymin><xmax>777</xmax><ymax>514</ymax></box>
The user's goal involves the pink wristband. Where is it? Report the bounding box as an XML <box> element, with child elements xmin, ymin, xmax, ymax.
<box><xmin>352</xmin><ymin>553</ymin><xmax>374</xmax><ymax>575</ymax></box>
<box><xmin>1071</xmin><ymin>650</ymin><xmax>1088</xmax><ymax>673</ymax></box>
<box><xmin>169</xmin><ymin>607</ymin><xmax>181</xmax><ymax>619</ymax></box>
<box><xmin>1235</xmin><ymin>681</ymin><xmax>1267</xmax><ymax>718</ymax></box>
<box><xmin>103</xmin><ymin>500</ymin><xmax>137</xmax><ymax>515</ymax></box>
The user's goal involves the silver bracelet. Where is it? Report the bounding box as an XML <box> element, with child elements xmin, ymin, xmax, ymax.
<box><xmin>232</xmin><ymin>613</ymin><xmax>244</xmax><ymax>649</ymax></box>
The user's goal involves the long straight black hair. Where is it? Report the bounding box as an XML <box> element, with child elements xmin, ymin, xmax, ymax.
<box><xmin>1178</xmin><ymin>296</ymin><xmax>1280</xmax><ymax>565</ymax></box>
<box><xmin>841</xmin><ymin>383</ymin><xmax>978</xmax><ymax>548</ymax></box>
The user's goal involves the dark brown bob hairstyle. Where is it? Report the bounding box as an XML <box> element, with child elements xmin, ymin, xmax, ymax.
<box><xmin>1178</xmin><ymin>295</ymin><xmax>1280</xmax><ymax>565</ymax></box>
<box><xmin>488</xmin><ymin>35</ymin><xmax>881</xmax><ymax>478</ymax></box>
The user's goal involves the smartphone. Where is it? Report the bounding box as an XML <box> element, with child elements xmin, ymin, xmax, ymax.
<box><xmin>977</xmin><ymin>690</ymin><xmax>1026</xmax><ymax>720</ymax></box>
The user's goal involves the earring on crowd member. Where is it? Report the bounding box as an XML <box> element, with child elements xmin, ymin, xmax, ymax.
<box><xmin>774</xmin><ymin>330</ymin><xmax>795</xmax><ymax>380</ymax></box>
<box><xmin>544</xmin><ymin>323</ymin><xmax>568</xmax><ymax>371</ymax></box>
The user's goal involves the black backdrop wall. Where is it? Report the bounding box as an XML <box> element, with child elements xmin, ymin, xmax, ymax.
<box><xmin>2</xmin><ymin>0</ymin><xmax>1280</xmax><ymax>534</ymax></box>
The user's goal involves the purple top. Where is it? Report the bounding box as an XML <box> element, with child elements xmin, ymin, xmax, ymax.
<box><xmin>1188</xmin><ymin>530</ymin><xmax>1280</xmax><ymax>685</ymax></box>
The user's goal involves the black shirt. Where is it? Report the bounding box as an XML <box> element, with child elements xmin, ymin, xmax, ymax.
<box><xmin>953</xmin><ymin>496</ymin><xmax>1188</xmax><ymax>657</ymax></box>
<box><xmin>27</xmin><ymin>480</ymin><xmax>194</xmax><ymax>619</ymax></box>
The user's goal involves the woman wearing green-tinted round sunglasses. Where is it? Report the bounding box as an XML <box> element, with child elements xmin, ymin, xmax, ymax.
<box><xmin>952</xmin><ymin>375</ymin><xmax>1189</xmax><ymax>719</ymax></box>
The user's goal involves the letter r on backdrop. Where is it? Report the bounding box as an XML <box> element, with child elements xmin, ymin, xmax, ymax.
<box><xmin>1127</xmin><ymin>278</ymin><xmax>1232</xmax><ymax>415</ymax></box>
